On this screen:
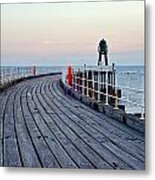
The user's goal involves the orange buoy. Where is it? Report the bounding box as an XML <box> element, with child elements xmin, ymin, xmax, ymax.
<box><xmin>67</xmin><ymin>66</ymin><xmax>73</xmax><ymax>87</ymax></box>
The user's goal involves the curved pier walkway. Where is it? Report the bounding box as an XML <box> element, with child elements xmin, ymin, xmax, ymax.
<box><xmin>0</xmin><ymin>74</ymin><xmax>145</xmax><ymax>169</ymax></box>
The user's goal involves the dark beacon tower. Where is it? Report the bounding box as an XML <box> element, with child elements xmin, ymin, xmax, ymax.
<box><xmin>98</xmin><ymin>38</ymin><xmax>108</xmax><ymax>66</ymax></box>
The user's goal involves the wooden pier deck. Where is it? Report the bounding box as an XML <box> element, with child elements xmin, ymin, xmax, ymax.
<box><xmin>0</xmin><ymin>74</ymin><xmax>145</xmax><ymax>169</ymax></box>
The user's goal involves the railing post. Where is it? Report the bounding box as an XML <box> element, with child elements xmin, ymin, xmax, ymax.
<box><xmin>72</xmin><ymin>70</ymin><xmax>75</xmax><ymax>90</ymax></box>
<box><xmin>77</xmin><ymin>69</ymin><xmax>80</xmax><ymax>92</ymax></box>
<box><xmin>83</xmin><ymin>65</ymin><xmax>86</xmax><ymax>96</ymax></box>
<box><xmin>140</xmin><ymin>74</ymin><xmax>144</xmax><ymax>120</ymax></box>
<box><xmin>0</xmin><ymin>65</ymin><xmax>2</xmax><ymax>87</ymax></box>
<box><xmin>9</xmin><ymin>68</ymin><xmax>11</xmax><ymax>82</ymax></box>
<box><xmin>33</xmin><ymin>66</ymin><xmax>36</xmax><ymax>76</ymax></box>
<box><xmin>92</xmin><ymin>71</ymin><xmax>95</xmax><ymax>99</ymax></box>
<box><xmin>0</xmin><ymin>69</ymin><xmax>2</xmax><ymax>86</ymax></box>
<box><xmin>126</xmin><ymin>72</ymin><xmax>130</xmax><ymax>113</ymax></box>
<box><xmin>86</xmin><ymin>70</ymin><xmax>89</xmax><ymax>97</ymax></box>
<box><xmin>105</xmin><ymin>70</ymin><xmax>109</xmax><ymax>105</ymax></box>
<box><xmin>74</xmin><ymin>73</ymin><xmax>76</xmax><ymax>91</ymax></box>
<box><xmin>114</xmin><ymin>72</ymin><xmax>119</xmax><ymax>110</ymax></box>
<box><xmin>74</xmin><ymin>71</ymin><xmax>76</xmax><ymax>90</ymax></box>
<box><xmin>97</xmin><ymin>71</ymin><xmax>100</xmax><ymax>102</ymax></box>
<box><xmin>140</xmin><ymin>109</ymin><xmax>144</xmax><ymax>120</ymax></box>
<box><xmin>82</xmin><ymin>69</ymin><xmax>85</xmax><ymax>95</ymax></box>
<box><xmin>3</xmin><ymin>69</ymin><xmax>5</xmax><ymax>84</ymax></box>
<box><xmin>75</xmin><ymin>73</ymin><xmax>77</xmax><ymax>91</ymax></box>
<box><xmin>17</xmin><ymin>67</ymin><xmax>20</xmax><ymax>79</ymax></box>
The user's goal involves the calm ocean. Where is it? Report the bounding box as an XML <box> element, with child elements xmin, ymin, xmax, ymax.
<box><xmin>1</xmin><ymin>65</ymin><xmax>144</xmax><ymax>114</ymax></box>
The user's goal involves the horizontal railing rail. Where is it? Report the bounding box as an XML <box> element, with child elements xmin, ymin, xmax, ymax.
<box><xmin>0</xmin><ymin>66</ymin><xmax>63</xmax><ymax>88</ymax></box>
<box><xmin>0</xmin><ymin>66</ymin><xmax>37</xmax><ymax>87</ymax></box>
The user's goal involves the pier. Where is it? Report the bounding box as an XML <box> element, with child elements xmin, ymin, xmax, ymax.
<box><xmin>0</xmin><ymin>73</ymin><xmax>145</xmax><ymax>169</ymax></box>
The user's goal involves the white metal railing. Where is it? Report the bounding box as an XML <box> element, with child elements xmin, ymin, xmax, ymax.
<box><xmin>65</xmin><ymin>68</ymin><xmax>144</xmax><ymax>120</ymax></box>
<box><xmin>0</xmin><ymin>66</ymin><xmax>36</xmax><ymax>87</ymax></box>
<box><xmin>72</xmin><ymin>71</ymin><xmax>117</xmax><ymax>105</ymax></box>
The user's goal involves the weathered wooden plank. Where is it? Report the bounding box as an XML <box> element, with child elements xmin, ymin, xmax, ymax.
<box><xmin>0</xmin><ymin>87</ymin><xmax>21</xmax><ymax>166</ymax></box>
<box><xmin>3</xmin><ymin>137</ymin><xmax>21</xmax><ymax>167</ymax></box>
<box><xmin>0</xmin><ymin>75</ymin><xmax>145</xmax><ymax>169</ymax></box>
<box><xmin>31</xmin><ymin>85</ymin><xmax>97</xmax><ymax>169</ymax></box>
<box><xmin>32</xmin><ymin>83</ymin><xmax>111</xmax><ymax>167</ymax></box>
<box><xmin>37</xmin><ymin>82</ymin><xmax>132</xmax><ymax>169</ymax></box>
<box><xmin>14</xmin><ymin>86</ymin><xmax>42</xmax><ymax>167</ymax></box>
<box><xmin>0</xmin><ymin>138</ymin><xmax>2</xmax><ymax>167</ymax></box>
<box><xmin>44</xmin><ymin>81</ymin><xmax>144</xmax><ymax>169</ymax></box>
<box><xmin>55</xmin><ymin>81</ymin><xmax>145</xmax><ymax>151</ymax></box>
<box><xmin>57</xmin><ymin>80</ymin><xmax>144</xmax><ymax>137</ymax></box>
<box><xmin>52</xmin><ymin>81</ymin><xmax>145</xmax><ymax>161</ymax></box>
<box><xmin>42</xmin><ymin>87</ymin><xmax>136</xmax><ymax>169</ymax></box>
<box><xmin>3</xmin><ymin>88</ymin><xmax>22</xmax><ymax>167</ymax></box>
<box><xmin>26</xmin><ymin>90</ymin><xmax>78</xmax><ymax>168</ymax></box>
<box><xmin>21</xmin><ymin>86</ymin><xmax>60</xmax><ymax>168</ymax></box>
<box><xmin>57</xmin><ymin>80</ymin><xmax>144</xmax><ymax>142</ymax></box>
<box><xmin>0</xmin><ymin>93</ymin><xmax>9</xmax><ymax>166</ymax></box>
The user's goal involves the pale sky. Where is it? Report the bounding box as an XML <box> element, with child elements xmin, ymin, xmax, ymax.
<box><xmin>1</xmin><ymin>1</ymin><xmax>144</xmax><ymax>66</ymax></box>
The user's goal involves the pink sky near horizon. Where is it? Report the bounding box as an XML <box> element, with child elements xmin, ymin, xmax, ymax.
<box><xmin>1</xmin><ymin>1</ymin><xmax>144</xmax><ymax>65</ymax></box>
